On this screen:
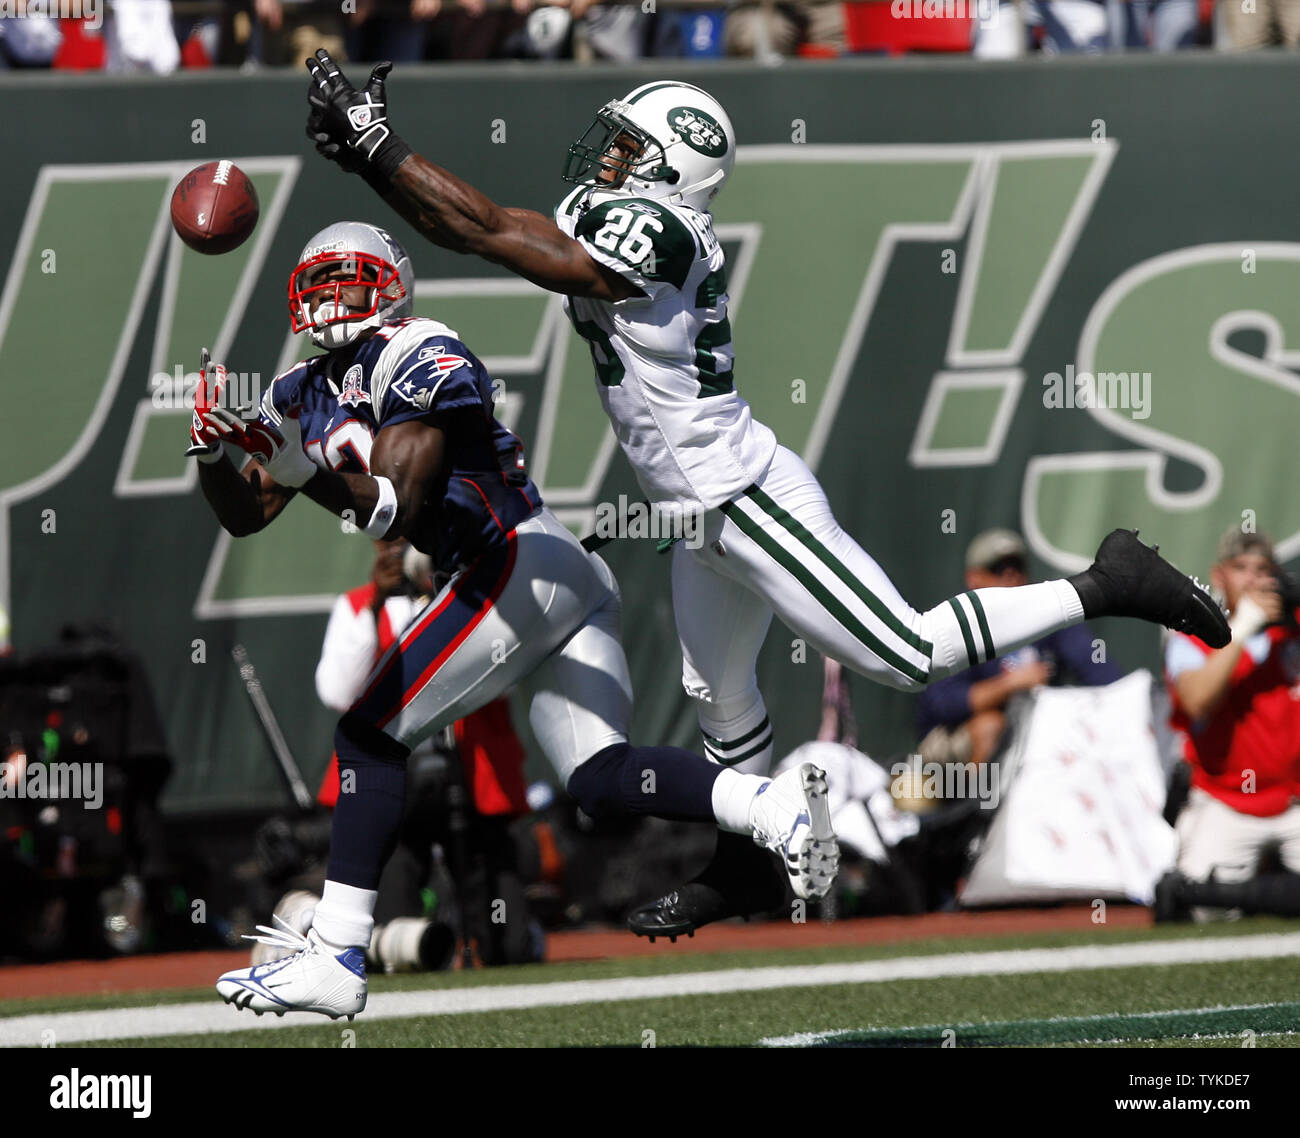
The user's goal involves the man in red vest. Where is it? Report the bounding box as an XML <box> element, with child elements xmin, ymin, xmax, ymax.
<box><xmin>1159</xmin><ymin>527</ymin><xmax>1300</xmax><ymax>920</ymax></box>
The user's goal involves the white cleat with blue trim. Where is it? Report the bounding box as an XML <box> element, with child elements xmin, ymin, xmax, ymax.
<box><xmin>749</xmin><ymin>761</ymin><xmax>840</xmax><ymax>901</ymax></box>
<box><xmin>216</xmin><ymin>918</ymin><xmax>367</xmax><ymax>1020</ymax></box>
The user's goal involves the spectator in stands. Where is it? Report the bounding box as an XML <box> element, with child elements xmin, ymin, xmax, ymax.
<box><xmin>251</xmin><ymin>0</ymin><xmax>346</xmax><ymax>66</ymax></box>
<box><xmin>1112</xmin><ymin>0</ymin><xmax>1203</xmax><ymax>51</ymax></box>
<box><xmin>915</xmin><ymin>528</ymin><xmax>1122</xmax><ymax>769</ymax></box>
<box><xmin>346</xmin><ymin>0</ymin><xmax>440</xmax><ymax>63</ymax></box>
<box><xmin>649</xmin><ymin>3</ymin><xmax>727</xmax><ymax>57</ymax></box>
<box><xmin>1156</xmin><ymin>527</ymin><xmax>1300</xmax><ymax>921</ymax></box>
<box><xmin>1217</xmin><ymin>0</ymin><xmax>1300</xmax><ymax>47</ymax></box>
<box><xmin>416</xmin><ymin>0</ymin><xmax>535</xmax><ymax>60</ymax></box>
<box><xmin>574</xmin><ymin>1</ymin><xmax>652</xmax><ymax>60</ymax></box>
<box><xmin>174</xmin><ymin>0</ymin><xmax>223</xmax><ymax>67</ymax></box>
<box><xmin>0</xmin><ymin>7</ymin><xmax>62</xmax><ymax>68</ymax></box>
<box><xmin>723</xmin><ymin>1</ymin><xmax>844</xmax><ymax>56</ymax></box>
<box><xmin>974</xmin><ymin>0</ymin><xmax>1110</xmax><ymax>55</ymax></box>
<box><xmin>105</xmin><ymin>0</ymin><xmax>179</xmax><ymax>72</ymax></box>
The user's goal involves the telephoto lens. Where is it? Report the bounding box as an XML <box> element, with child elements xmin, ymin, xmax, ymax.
<box><xmin>368</xmin><ymin>917</ymin><xmax>456</xmax><ymax>973</ymax></box>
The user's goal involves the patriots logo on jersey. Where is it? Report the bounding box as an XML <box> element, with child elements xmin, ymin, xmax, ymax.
<box><xmin>338</xmin><ymin>364</ymin><xmax>370</xmax><ymax>408</ymax></box>
<box><xmin>391</xmin><ymin>348</ymin><xmax>472</xmax><ymax>411</ymax></box>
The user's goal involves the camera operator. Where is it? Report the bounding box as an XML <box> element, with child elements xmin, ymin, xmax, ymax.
<box><xmin>1157</xmin><ymin>527</ymin><xmax>1300</xmax><ymax>920</ymax></box>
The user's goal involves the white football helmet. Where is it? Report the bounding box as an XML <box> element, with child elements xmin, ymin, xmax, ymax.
<box><xmin>288</xmin><ymin>221</ymin><xmax>413</xmax><ymax>350</ymax></box>
<box><xmin>562</xmin><ymin>81</ymin><xmax>736</xmax><ymax>213</ymax></box>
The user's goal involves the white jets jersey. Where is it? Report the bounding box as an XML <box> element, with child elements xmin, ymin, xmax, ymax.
<box><xmin>555</xmin><ymin>186</ymin><xmax>776</xmax><ymax>511</ymax></box>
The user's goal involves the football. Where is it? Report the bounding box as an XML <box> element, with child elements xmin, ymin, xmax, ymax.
<box><xmin>170</xmin><ymin>160</ymin><xmax>259</xmax><ymax>255</ymax></box>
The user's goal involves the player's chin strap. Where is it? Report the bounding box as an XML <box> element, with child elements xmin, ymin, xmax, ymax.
<box><xmin>311</xmin><ymin>302</ymin><xmax>381</xmax><ymax>350</ymax></box>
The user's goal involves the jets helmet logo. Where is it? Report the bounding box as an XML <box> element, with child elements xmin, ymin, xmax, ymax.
<box><xmin>667</xmin><ymin>107</ymin><xmax>727</xmax><ymax>158</ymax></box>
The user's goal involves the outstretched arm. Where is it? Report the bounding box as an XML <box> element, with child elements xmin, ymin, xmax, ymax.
<box><xmin>381</xmin><ymin>157</ymin><xmax>637</xmax><ymax>300</ymax></box>
<box><xmin>189</xmin><ymin>350</ymin><xmax>297</xmax><ymax>536</ymax></box>
<box><xmin>304</xmin><ymin>50</ymin><xmax>638</xmax><ymax>301</ymax></box>
<box><xmin>197</xmin><ymin>368</ymin><xmax>446</xmax><ymax>542</ymax></box>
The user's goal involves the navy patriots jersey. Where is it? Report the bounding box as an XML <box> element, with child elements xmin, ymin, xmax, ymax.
<box><xmin>259</xmin><ymin>317</ymin><xmax>541</xmax><ymax>574</ymax></box>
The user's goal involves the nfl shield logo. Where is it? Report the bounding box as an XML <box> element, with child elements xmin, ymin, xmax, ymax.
<box><xmin>339</xmin><ymin>364</ymin><xmax>370</xmax><ymax>408</ymax></box>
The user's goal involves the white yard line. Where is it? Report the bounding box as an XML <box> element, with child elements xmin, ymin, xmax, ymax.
<box><xmin>758</xmin><ymin>1001</ymin><xmax>1299</xmax><ymax>1047</ymax></box>
<box><xmin>3</xmin><ymin>932</ymin><xmax>1299</xmax><ymax>1047</ymax></box>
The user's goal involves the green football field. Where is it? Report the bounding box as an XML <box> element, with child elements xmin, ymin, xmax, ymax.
<box><xmin>3</xmin><ymin>918</ymin><xmax>1300</xmax><ymax>1049</ymax></box>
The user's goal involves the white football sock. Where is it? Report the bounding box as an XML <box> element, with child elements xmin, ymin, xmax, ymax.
<box><xmin>697</xmin><ymin>691</ymin><xmax>774</xmax><ymax>775</ymax></box>
<box><xmin>312</xmin><ymin>880</ymin><xmax>378</xmax><ymax>950</ymax></box>
<box><xmin>712</xmin><ymin>768</ymin><xmax>770</xmax><ymax>834</ymax></box>
<box><xmin>924</xmin><ymin>579</ymin><xmax>1084</xmax><ymax>678</ymax></box>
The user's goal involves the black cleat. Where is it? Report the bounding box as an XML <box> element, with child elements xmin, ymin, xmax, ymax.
<box><xmin>1071</xmin><ymin>529</ymin><xmax>1230</xmax><ymax>648</ymax></box>
<box><xmin>628</xmin><ymin>831</ymin><xmax>788</xmax><ymax>941</ymax></box>
<box><xmin>628</xmin><ymin>886</ymin><xmax>722</xmax><ymax>941</ymax></box>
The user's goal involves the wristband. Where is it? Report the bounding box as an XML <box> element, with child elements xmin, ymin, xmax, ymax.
<box><xmin>363</xmin><ymin>136</ymin><xmax>413</xmax><ymax>192</ymax></box>
<box><xmin>364</xmin><ymin>476</ymin><xmax>399</xmax><ymax>538</ymax></box>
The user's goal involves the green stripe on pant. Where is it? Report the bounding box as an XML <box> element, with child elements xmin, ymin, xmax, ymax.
<box><xmin>720</xmin><ymin>499</ymin><xmax>929</xmax><ymax>685</ymax></box>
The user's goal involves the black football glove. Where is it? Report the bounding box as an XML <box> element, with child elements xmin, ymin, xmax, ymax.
<box><xmin>305</xmin><ymin>48</ymin><xmax>412</xmax><ymax>189</ymax></box>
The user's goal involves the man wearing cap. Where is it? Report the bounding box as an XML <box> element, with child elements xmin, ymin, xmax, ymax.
<box><xmin>915</xmin><ymin>529</ymin><xmax>1122</xmax><ymax>769</ymax></box>
<box><xmin>1157</xmin><ymin>527</ymin><xmax>1300</xmax><ymax>920</ymax></box>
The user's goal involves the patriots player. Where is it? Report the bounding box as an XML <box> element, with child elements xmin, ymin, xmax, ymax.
<box><xmin>191</xmin><ymin>221</ymin><xmax>840</xmax><ymax>1019</ymax></box>
<box><xmin>303</xmin><ymin>58</ymin><xmax>1231</xmax><ymax>941</ymax></box>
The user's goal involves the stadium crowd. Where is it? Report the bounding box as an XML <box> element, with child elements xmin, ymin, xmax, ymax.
<box><xmin>2</xmin><ymin>0</ymin><xmax>1298</xmax><ymax>72</ymax></box>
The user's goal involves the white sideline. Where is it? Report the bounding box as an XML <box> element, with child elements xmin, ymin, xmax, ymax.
<box><xmin>3</xmin><ymin>931</ymin><xmax>1300</xmax><ymax>1046</ymax></box>
<box><xmin>759</xmin><ymin>1001</ymin><xmax>1296</xmax><ymax>1047</ymax></box>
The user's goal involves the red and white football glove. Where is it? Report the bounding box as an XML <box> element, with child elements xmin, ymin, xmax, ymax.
<box><xmin>186</xmin><ymin>347</ymin><xmax>230</xmax><ymax>463</ymax></box>
<box><xmin>187</xmin><ymin>348</ymin><xmax>318</xmax><ymax>488</ymax></box>
<box><xmin>227</xmin><ymin>407</ymin><xmax>318</xmax><ymax>489</ymax></box>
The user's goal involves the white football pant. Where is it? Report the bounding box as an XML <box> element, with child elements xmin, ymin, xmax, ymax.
<box><xmin>672</xmin><ymin>446</ymin><xmax>1084</xmax><ymax>773</ymax></box>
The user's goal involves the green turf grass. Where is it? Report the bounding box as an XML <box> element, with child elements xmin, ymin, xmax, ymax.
<box><xmin>3</xmin><ymin>914</ymin><xmax>1298</xmax><ymax>1020</ymax></box>
<box><xmin>82</xmin><ymin>950</ymin><xmax>1300</xmax><ymax>1049</ymax></box>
